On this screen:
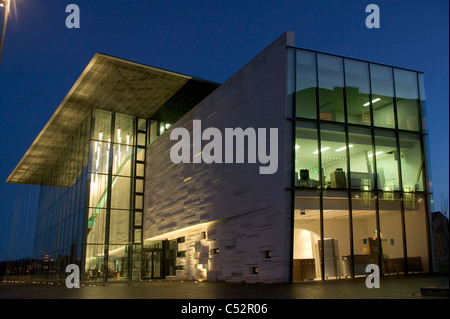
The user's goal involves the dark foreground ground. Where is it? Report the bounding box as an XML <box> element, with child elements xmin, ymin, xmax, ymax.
<box><xmin>1</xmin><ymin>274</ymin><xmax>447</xmax><ymax>317</ymax></box>
<box><xmin>0</xmin><ymin>273</ymin><xmax>448</xmax><ymax>299</ymax></box>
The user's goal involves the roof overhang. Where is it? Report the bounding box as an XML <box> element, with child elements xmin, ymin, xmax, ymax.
<box><xmin>7</xmin><ymin>53</ymin><xmax>219</xmax><ymax>186</ymax></box>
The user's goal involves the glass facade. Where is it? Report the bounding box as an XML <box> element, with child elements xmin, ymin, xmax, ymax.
<box><xmin>7</xmin><ymin>109</ymin><xmax>149</xmax><ymax>282</ymax></box>
<box><xmin>85</xmin><ymin>110</ymin><xmax>147</xmax><ymax>281</ymax></box>
<box><xmin>28</xmin><ymin>115</ymin><xmax>91</xmax><ymax>280</ymax></box>
<box><xmin>291</xmin><ymin>47</ymin><xmax>430</xmax><ymax>280</ymax></box>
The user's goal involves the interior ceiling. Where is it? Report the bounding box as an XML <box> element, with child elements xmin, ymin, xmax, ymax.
<box><xmin>294</xmin><ymin>208</ymin><xmax>399</xmax><ymax>220</ymax></box>
<box><xmin>7</xmin><ymin>53</ymin><xmax>219</xmax><ymax>186</ymax></box>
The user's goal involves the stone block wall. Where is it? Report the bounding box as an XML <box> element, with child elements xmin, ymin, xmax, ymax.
<box><xmin>143</xmin><ymin>32</ymin><xmax>295</xmax><ymax>283</ymax></box>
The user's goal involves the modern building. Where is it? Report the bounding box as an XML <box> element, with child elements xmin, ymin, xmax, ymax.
<box><xmin>6</xmin><ymin>32</ymin><xmax>433</xmax><ymax>283</ymax></box>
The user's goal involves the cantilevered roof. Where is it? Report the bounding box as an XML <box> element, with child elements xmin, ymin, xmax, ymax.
<box><xmin>7</xmin><ymin>53</ymin><xmax>219</xmax><ymax>186</ymax></box>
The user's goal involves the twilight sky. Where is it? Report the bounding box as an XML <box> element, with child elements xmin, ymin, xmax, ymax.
<box><xmin>0</xmin><ymin>0</ymin><xmax>448</xmax><ymax>261</ymax></box>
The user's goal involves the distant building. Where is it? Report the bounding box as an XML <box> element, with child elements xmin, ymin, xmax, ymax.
<box><xmin>7</xmin><ymin>32</ymin><xmax>433</xmax><ymax>283</ymax></box>
<box><xmin>431</xmin><ymin>211</ymin><xmax>449</xmax><ymax>273</ymax></box>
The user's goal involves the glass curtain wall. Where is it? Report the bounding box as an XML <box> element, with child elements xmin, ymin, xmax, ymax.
<box><xmin>291</xmin><ymin>47</ymin><xmax>430</xmax><ymax>280</ymax></box>
<box><xmin>85</xmin><ymin>109</ymin><xmax>144</xmax><ymax>282</ymax></box>
<box><xmin>30</xmin><ymin>114</ymin><xmax>91</xmax><ymax>281</ymax></box>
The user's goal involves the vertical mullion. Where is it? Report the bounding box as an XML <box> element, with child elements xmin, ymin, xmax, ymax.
<box><xmin>343</xmin><ymin>59</ymin><xmax>355</xmax><ymax>278</ymax></box>
<box><xmin>371</xmin><ymin>129</ymin><xmax>383</xmax><ymax>274</ymax></box>
<box><xmin>392</xmin><ymin>69</ymin><xmax>409</xmax><ymax>275</ymax></box>
<box><xmin>315</xmin><ymin>53</ymin><xmax>325</xmax><ymax>281</ymax></box>
<box><xmin>103</xmin><ymin>112</ymin><xmax>115</xmax><ymax>284</ymax></box>
<box><xmin>289</xmin><ymin>48</ymin><xmax>296</xmax><ymax>283</ymax></box>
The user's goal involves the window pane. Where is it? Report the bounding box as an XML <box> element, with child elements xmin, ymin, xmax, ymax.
<box><xmin>91</xmin><ymin>110</ymin><xmax>112</xmax><ymax>141</ymax></box>
<box><xmin>374</xmin><ymin>130</ymin><xmax>400</xmax><ymax>191</ymax></box>
<box><xmin>295</xmin><ymin>122</ymin><xmax>320</xmax><ymax>188</ymax></box>
<box><xmin>394</xmin><ymin>69</ymin><xmax>420</xmax><ymax>131</ymax></box>
<box><xmin>345</xmin><ymin>59</ymin><xmax>371</xmax><ymax>125</ymax></box>
<box><xmin>114</xmin><ymin>114</ymin><xmax>135</xmax><ymax>145</ymax></box>
<box><xmin>138</xmin><ymin>118</ymin><xmax>147</xmax><ymax>131</ymax></box>
<box><xmin>318</xmin><ymin>54</ymin><xmax>345</xmax><ymax>122</ymax></box>
<box><xmin>351</xmin><ymin>192</ymin><xmax>380</xmax><ymax>276</ymax></box>
<box><xmin>399</xmin><ymin>133</ymin><xmax>424</xmax><ymax>192</ymax></box>
<box><xmin>135</xmin><ymin>178</ymin><xmax>144</xmax><ymax>193</ymax></box>
<box><xmin>293</xmin><ymin>190</ymin><xmax>321</xmax><ymax>280</ymax></box>
<box><xmin>404</xmin><ymin>194</ymin><xmax>429</xmax><ymax>273</ymax></box>
<box><xmin>137</xmin><ymin>132</ymin><xmax>146</xmax><ymax>146</ymax></box>
<box><xmin>136</xmin><ymin>147</ymin><xmax>145</xmax><ymax>162</ymax></box>
<box><xmin>287</xmin><ymin>48</ymin><xmax>295</xmax><ymax>118</ymax></box>
<box><xmin>149</xmin><ymin>120</ymin><xmax>158</xmax><ymax>144</ymax></box>
<box><xmin>379</xmin><ymin>193</ymin><xmax>405</xmax><ymax>275</ymax></box>
<box><xmin>323</xmin><ymin>191</ymin><xmax>350</xmax><ymax>279</ymax></box>
<box><xmin>134</xmin><ymin>211</ymin><xmax>142</xmax><ymax>226</ymax></box>
<box><xmin>296</xmin><ymin>50</ymin><xmax>317</xmax><ymax>119</ymax></box>
<box><xmin>108</xmin><ymin>244</ymin><xmax>130</xmax><ymax>280</ymax></box>
<box><xmin>112</xmin><ymin>143</ymin><xmax>133</xmax><ymax>177</ymax></box>
<box><xmin>85</xmin><ymin>244</ymin><xmax>105</xmax><ymax>281</ymax></box>
<box><xmin>86</xmin><ymin>209</ymin><xmax>106</xmax><ymax>245</ymax></box>
<box><xmin>109</xmin><ymin>210</ymin><xmax>131</xmax><ymax>244</ymax></box>
<box><xmin>348</xmin><ymin>127</ymin><xmax>375</xmax><ymax>190</ymax></box>
<box><xmin>136</xmin><ymin>163</ymin><xmax>145</xmax><ymax>177</ymax></box>
<box><xmin>370</xmin><ymin>64</ymin><xmax>395</xmax><ymax>128</ymax></box>
<box><xmin>90</xmin><ymin>140</ymin><xmax>111</xmax><ymax>175</ymax></box>
<box><xmin>418</xmin><ymin>73</ymin><xmax>426</xmax><ymax>101</ymax></box>
<box><xmin>134</xmin><ymin>229</ymin><xmax>142</xmax><ymax>244</ymax></box>
<box><xmin>320</xmin><ymin>124</ymin><xmax>348</xmax><ymax>189</ymax></box>
<box><xmin>135</xmin><ymin>194</ymin><xmax>143</xmax><ymax>210</ymax></box>
<box><xmin>111</xmin><ymin>176</ymin><xmax>132</xmax><ymax>210</ymax></box>
<box><xmin>89</xmin><ymin>173</ymin><xmax>108</xmax><ymax>209</ymax></box>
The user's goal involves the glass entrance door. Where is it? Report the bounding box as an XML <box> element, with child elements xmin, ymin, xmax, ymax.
<box><xmin>142</xmin><ymin>250</ymin><xmax>163</xmax><ymax>279</ymax></box>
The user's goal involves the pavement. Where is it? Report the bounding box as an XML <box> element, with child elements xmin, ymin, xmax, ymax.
<box><xmin>0</xmin><ymin>273</ymin><xmax>448</xmax><ymax>299</ymax></box>
<box><xmin>1</xmin><ymin>274</ymin><xmax>447</xmax><ymax>317</ymax></box>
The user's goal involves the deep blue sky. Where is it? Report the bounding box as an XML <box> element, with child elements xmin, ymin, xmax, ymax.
<box><xmin>0</xmin><ymin>0</ymin><xmax>448</xmax><ymax>261</ymax></box>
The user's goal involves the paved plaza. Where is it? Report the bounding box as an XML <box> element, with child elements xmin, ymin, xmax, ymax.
<box><xmin>0</xmin><ymin>274</ymin><xmax>447</xmax><ymax>299</ymax></box>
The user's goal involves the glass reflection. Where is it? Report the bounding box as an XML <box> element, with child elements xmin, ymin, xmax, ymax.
<box><xmin>348</xmin><ymin>127</ymin><xmax>375</xmax><ymax>190</ymax></box>
<box><xmin>404</xmin><ymin>193</ymin><xmax>429</xmax><ymax>273</ymax></box>
<box><xmin>320</xmin><ymin>124</ymin><xmax>348</xmax><ymax>189</ymax></box>
<box><xmin>322</xmin><ymin>191</ymin><xmax>350</xmax><ymax>279</ymax></box>
<box><xmin>295</xmin><ymin>122</ymin><xmax>320</xmax><ymax>188</ymax></box>
<box><xmin>318</xmin><ymin>54</ymin><xmax>345</xmax><ymax>122</ymax></box>
<box><xmin>374</xmin><ymin>130</ymin><xmax>400</xmax><ymax>191</ymax></box>
<box><xmin>370</xmin><ymin>64</ymin><xmax>395</xmax><ymax>129</ymax></box>
<box><xmin>351</xmin><ymin>192</ymin><xmax>380</xmax><ymax>276</ymax></box>
<box><xmin>344</xmin><ymin>59</ymin><xmax>371</xmax><ymax>125</ymax></box>
<box><xmin>399</xmin><ymin>133</ymin><xmax>424</xmax><ymax>192</ymax></box>
<box><xmin>394</xmin><ymin>69</ymin><xmax>420</xmax><ymax>132</ymax></box>
<box><xmin>293</xmin><ymin>190</ymin><xmax>321</xmax><ymax>280</ymax></box>
<box><xmin>296</xmin><ymin>50</ymin><xmax>318</xmax><ymax>119</ymax></box>
<box><xmin>379</xmin><ymin>193</ymin><xmax>405</xmax><ymax>275</ymax></box>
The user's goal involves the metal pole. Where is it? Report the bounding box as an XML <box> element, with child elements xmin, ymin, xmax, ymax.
<box><xmin>0</xmin><ymin>0</ymin><xmax>10</xmax><ymax>69</ymax></box>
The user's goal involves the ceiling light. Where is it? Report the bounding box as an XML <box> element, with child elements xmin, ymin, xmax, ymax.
<box><xmin>363</xmin><ymin>98</ymin><xmax>382</xmax><ymax>107</ymax></box>
<box><xmin>295</xmin><ymin>145</ymin><xmax>300</xmax><ymax>149</ymax></box>
<box><xmin>335</xmin><ymin>145</ymin><xmax>353</xmax><ymax>152</ymax></box>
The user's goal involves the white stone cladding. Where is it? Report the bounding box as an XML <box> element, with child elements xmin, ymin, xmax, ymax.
<box><xmin>143</xmin><ymin>32</ymin><xmax>295</xmax><ymax>283</ymax></box>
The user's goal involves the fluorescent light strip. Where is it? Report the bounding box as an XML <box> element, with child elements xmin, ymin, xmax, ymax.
<box><xmin>335</xmin><ymin>145</ymin><xmax>353</xmax><ymax>152</ymax></box>
<box><xmin>363</xmin><ymin>98</ymin><xmax>382</xmax><ymax>107</ymax></box>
